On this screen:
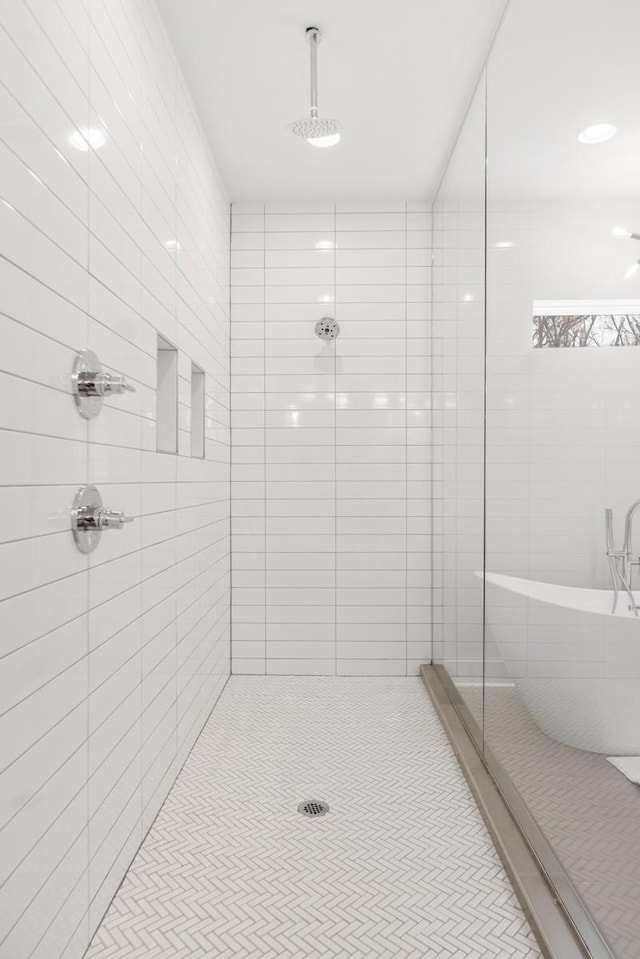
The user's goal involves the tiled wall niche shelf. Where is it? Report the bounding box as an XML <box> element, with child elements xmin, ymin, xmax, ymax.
<box><xmin>191</xmin><ymin>363</ymin><xmax>206</xmax><ymax>458</ymax></box>
<box><xmin>157</xmin><ymin>335</ymin><xmax>178</xmax><ymax>453</ymax></box>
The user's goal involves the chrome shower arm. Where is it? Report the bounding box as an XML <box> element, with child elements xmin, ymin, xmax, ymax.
<box><xmin>307</xmin><ymin>27</ymin><xmax>319</xmax><ymax>118</ymax></box>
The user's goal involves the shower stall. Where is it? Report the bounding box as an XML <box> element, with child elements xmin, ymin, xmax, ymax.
<box><xmin>432</xmin><ymin>0</ymin><xmax>640</xmax><ymax>956</ymax></box>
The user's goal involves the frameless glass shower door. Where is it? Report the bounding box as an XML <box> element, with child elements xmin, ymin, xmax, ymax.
<box><xmin>432</xmin><ymin>75</ymin><xmax>487</xmax><ymax>738</ymax></box>
<box><xmin>434</xmin><ymin>0</ymin><xmax>640</xmax><ymax>955</ymax></box>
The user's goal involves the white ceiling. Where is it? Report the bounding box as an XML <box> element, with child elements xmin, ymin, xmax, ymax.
<box><xmin>157</xmin><ymin>0</ymin><xmax>507</xmax><ymax>202</ymax></box>
<box><xmin>440</xmin><ymin>0</ymin><xmax>640</xmax><ymax>200</ymax></box>
<box><xmin>487</xmin><ymin>0</ymin><xmax>640</xmax><ymax>198</ymax></box>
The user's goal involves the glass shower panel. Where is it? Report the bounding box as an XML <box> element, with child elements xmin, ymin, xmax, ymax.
<box><xmin>484</xmin><ymin>0</ymin><xmax>640</xmax><ymax>955</ymax></box>
<box><xmin>432</xmin><ymin>77</ymin><xmax>486</xmax><ymax>735</ymax></box>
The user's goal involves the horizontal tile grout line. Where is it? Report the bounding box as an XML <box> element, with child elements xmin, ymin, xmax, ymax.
<box><xmin>0</xmin><ymin>2</ymin><xmax>233</xmax><ymax>953</ymax></box>
<box><xmin>0</xmin><ymin>309</ymin><xmax>81</xmax><ymax>359</ymax></box>
<box><xmin>233</xmin><ymin>225</ymin><xmax>431</xmax><ymax>230</ymax></box>
<box><xmin>57</xmin><ymin>647</ymin><xmax>226</xmax><ymax>957</ymax></box>
<box><xmin>6</xmin><ymin>5</ymin><xmax>160</xmax><ymax>220</ymax></box>
<box><xmin>79</xmin><ymin>527</ymin><xmax>230</xmax><ymax>580</ymax></box>
<box><xmin>0</xmin><ymin>581</ymin><xmax>232</xmax><ymax>782</ymax></box>
<box><xmin>2</xmin><ymin>611</ymin><xmax>230</xmax><ymax>953</ymax></box>
<box><xmin>2</xmin><ymin>178</ymin><xmax>230</xmax><ymax>372</ymax></box>
<box><xmin>0</xmin><ymin>524</ymin><xmax>229</xmax><ymax>627</ymax></box>
<box><xmin>231</xmin><ymin>301</ymin><xmax>428</xmax><ymax>306</ymax></box>
<box><xmin>236</xmin><ymin>654</ymin><xmax>415</xmax><ymax>658</ymax></box>
<box><xmin>78</xmin><ymin>664</ymin><xmax>232</xmax><ymax>956</ymax></box>
<box><xmin>232</xmin><ymin>426</ymin><xmax>427</xmax><ymax>429</ymax></box>
<box><xmin>0</xmin><ymin>252</ymin><xmax>230</xmax><ymax>382</ymax></box>
<box><xmin>0</xmin><ymin>566</ymin><xmax>230</xmax><ymax>728</ymax></box>
<box><xmin>0</xmin><ymin>422</ymin><xmax>233</xmax><ymax>454</ymax></box>
<box><xmin>0</xmin><ymin>365</ymin><xmax>154</xmax><ymax>407</ymax></box>
<box><xmin>1</xmin><ymin>18</ymin><xmax>229</xmax><ymax>285</ymax></box>
<box><xmin>232</xmin><ymin>272</ymin><xmax>430</xmax><ymax>277</ymax></box>
<box><xmin>0</xmin><ymin>501</ymin><xmax>333</xmax><ymax>552</ymax></box>
<box><xmin>0</xmin><ymin>480</ymin><xmax>232</xmax><ymax>489</ymax></box>
<box><xmin>90</xmin><ymin>594</ymin><xmax>229</xmax><ymax>752</ymax></box>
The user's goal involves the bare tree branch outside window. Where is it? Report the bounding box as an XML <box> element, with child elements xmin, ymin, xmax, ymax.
<box><xmin>533</xmin><ymin>314</ymin><xmax>640</xmax><ymax>348</ymax></box>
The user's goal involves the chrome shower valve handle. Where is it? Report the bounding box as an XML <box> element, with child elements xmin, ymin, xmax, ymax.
<box><xmin>72</xmin><ymin>485</ymin><xmax>134</xmax><ymax>553</ymax></box>
<box><xmin>72</xmin><ymin>349</ymin><xmax>136</xmax><ymax>418</ymax></box>
<box><xmin>95</xmin><ymin>508</ymin><xmax>134</xmax><ymax>530</ymax></box>
<box><xmin>75</xmin><ymin>370</ymin><xmax>136</xmax><ymax>397</ymax></box>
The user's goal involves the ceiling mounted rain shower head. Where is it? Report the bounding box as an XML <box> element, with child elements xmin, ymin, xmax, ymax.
<box><xmin>291</xmin><ymin>116</ymin><xmax>341</xmax><ymax>142</ymax></box>
<box><xmin>291</xmin><ymin>27</ymin><xmax>341</xmax><ymax>148</ymax></box>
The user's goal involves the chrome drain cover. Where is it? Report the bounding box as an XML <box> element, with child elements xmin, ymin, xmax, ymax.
<box><xmin>297</xmin><ymin>799</ymin><xmax>330</xmax><ymax>818</ymax></box>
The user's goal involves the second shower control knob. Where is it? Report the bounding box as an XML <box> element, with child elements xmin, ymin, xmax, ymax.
<box><xmin>72</xmin><ymin>349</ymin><xmax>136</xmax><ymax>419</ymax></box>
<box><xmin>71</xmin><ymin>485</ymin><xmax>134</xmax><ymax>553</ymax></box>
<box><xmin>95</xmin><ymin>508</ymin><xmax>134</xmax><ymax>530</ymax></box>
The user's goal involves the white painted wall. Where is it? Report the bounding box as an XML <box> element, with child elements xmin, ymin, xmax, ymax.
<box><xmin>230</xmin><ymin>201</ymin><xmax>431</xmax><ymax>676</ymax></box>
<box><xmin>0</xmin><ymin>1</ymin><xmax>230</xmax><ymax>956</ymax></box>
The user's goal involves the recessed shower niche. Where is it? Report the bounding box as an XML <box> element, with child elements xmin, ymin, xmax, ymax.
<box><xmin>190</xmin><ymin>363</ymin><xmax>205</xmax><ymax>458</ymax></box>
<box><xmin>156</xmin><ymin>335</ymin><xmax>178</xmax><ymax>453</ymax></box>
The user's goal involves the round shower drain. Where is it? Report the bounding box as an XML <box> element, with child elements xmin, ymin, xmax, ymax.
<box><xmin>297</xmin><ymin>800</ymin><xmax>330</xmax><ymax>818</ymax></box>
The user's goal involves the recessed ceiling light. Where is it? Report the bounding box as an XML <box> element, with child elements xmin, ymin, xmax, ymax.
<box><xmin>611</xmin><ymin>226</ymin><xmax>640</xmax><ymax>241</ymax></box>
<box><xmin>494</xmin><ymin>241</ymin><xmax>515</xmax><ymax>249</ymax></box>
<box><xmin>463</xmin><ymin>293</ymin><xmax>474</xmax><ymax>302</ymax></box>
<box><xmin>315</xmin><ymin>240</ymin><xmax>335</xmax><ymax>250</ymax></box>
<box><xmin>69</xmin><ymin>127</ymin><xmax>106</xmax><ymax>151</ymax></box>
<box><xmin>577</xmin><ymin>123</ymin><xmax>617</xmax><ymax>145</ymax></box>
<box><xmin>612</xmin><ymin>225</ymin><xmax>630</xmax><ymax>237</ymax></box>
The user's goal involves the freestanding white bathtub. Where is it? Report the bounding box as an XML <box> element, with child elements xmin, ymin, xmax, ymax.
<box><xmin>481</xmin><ymin>572</ymin><xmax>640</xmax><ymax>755</ymax></box>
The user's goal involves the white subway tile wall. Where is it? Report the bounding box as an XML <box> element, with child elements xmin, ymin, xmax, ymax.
<box><xmin>0</xmin><ymin>1</ymin><xmax>230</xmax><ymax>957</ymax></box>
<box><xmin>231</xmin><ymin>202</ymin><xmax>432</xmax><ymax>676</ymax></box>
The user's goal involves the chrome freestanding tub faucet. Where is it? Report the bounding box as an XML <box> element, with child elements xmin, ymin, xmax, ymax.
<box><xmin>605</xmin><ymin>500</ymin><xmax>640</xmax><ymax>615</ymax></box>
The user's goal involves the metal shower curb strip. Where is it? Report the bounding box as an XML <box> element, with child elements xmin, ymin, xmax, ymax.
<box><xmin>420</xmin><ymin>665</ymin><xmax>614</xmax><ymax>959</ymax></box>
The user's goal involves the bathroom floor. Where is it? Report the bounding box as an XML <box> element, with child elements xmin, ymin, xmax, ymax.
<box><xmin>86</xmin><ymin>677</ymin><xmax>540</xmax><ymax>959</ymax></box>
<box><xmin>473</xmin><ymin>685</ymin><xmax>640</xmax><ymax>959</ymax></box>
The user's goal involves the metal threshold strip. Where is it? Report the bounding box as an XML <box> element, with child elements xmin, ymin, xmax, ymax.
<box><xmin>420</xmin><ymin>665</ymin><xmax>615</xmax><ymax>959</ymax></box>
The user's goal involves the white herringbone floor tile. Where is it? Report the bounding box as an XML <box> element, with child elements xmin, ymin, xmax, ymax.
<box><xmin>86</xmin><ymin>677</ymin><xmax>542</xmax><ymax>958</ymax></box>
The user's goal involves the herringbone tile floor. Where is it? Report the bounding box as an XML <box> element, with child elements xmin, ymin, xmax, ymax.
<box><xmin>478</xmin><ymin>685</ymin><xmax>640</xmax><ymax>959</ymax></box>
<box><xmin>86</xmin><ymin>677</ymin><xmax>541</xmax><ymax>958</ymax></box>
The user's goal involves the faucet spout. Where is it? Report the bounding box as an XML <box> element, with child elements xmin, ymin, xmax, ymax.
<box><xmin>623</xmin><ymin>499</ymin><xmax>640</xmax><ymax>561</ymax></box>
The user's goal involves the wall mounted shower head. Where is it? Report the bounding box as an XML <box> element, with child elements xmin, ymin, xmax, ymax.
<box><xmin>291</xmin><ymin>27</ymin><xmax>342</xmax><ymax>148</ymax></box>
<box><xmin>315</xmin><ymin>317</ymin><xmax>339</xmax><ymax>339</ymax></box>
